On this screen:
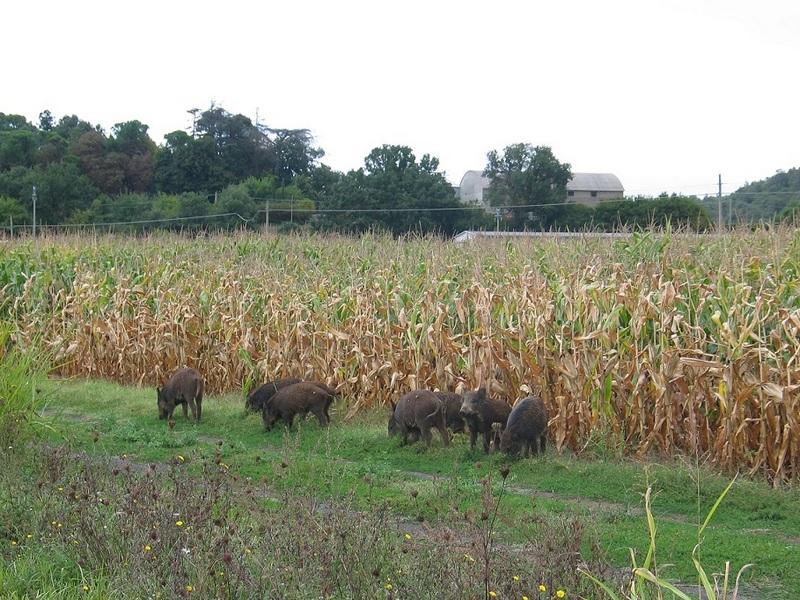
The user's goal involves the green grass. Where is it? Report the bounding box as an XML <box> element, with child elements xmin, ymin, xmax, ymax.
<box><xmin>36</xmin><ymin>377</ymin><xmax>800</xmax><ymax>598</ymax></box>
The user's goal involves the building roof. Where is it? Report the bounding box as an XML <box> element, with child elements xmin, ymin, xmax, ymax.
<box><xmin>566</xmin><ymin>173</ymin><xmax>623</xmax><ymax>192</ymax></box>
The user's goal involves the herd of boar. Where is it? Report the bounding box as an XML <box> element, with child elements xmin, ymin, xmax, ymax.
<box><xmin>157</xmin><ymin>367</ymin><xmax>549</xmax><ymax>458</ymax></box>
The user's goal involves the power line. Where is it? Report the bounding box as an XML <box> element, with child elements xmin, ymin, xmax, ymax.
<box><xmin>3</xmin><ymin>188</ymin><xmax>799</xmax><ymax>233</ymax></box>
<box><xmin>3</xmin><ymin>212</ymin><xmax>250</xmax><ymax>231</ymax></box>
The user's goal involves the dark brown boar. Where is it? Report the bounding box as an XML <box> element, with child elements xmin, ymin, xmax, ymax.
<box><xmin>262</xmin><ymin>382</ymin><xmax>334</xmax><ymax>430</ymax></box>
<box><xmin>388</xmin><ymin>390</ymin><xmax>450</xmax><ymax>448</ymax></box>
<box><xmin>434</xmin><ymin>391</ymin><xmax>466</xmax><ymax>433</ymax></box>
<box><xmin>245</xmin><ymin>377</ymin><xmax>302</xmax><ymax>412</ymax></box>
<box><xmin>246</xmin><ymin>378</ymin><xmax>339</xmax><ymax>413</ymax></box>
<box><xmin>157</xmin><ymin>367</ymin><xmax>204</xmax><ymax>422</ymax></box>
<box><xmin>458</xmin><ymin>388</ymin><xmax>512</xmax><ymax>453</ymax></box>
<box><xmin>499</xmin><ymin>396</ymin><xmax>548</xmax><ymax>458</ymax></box>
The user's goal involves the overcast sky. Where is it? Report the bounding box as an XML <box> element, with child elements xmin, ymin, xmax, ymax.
<box><xmin>4</xmin><ymin>0</ymin><xmax>799</xmax><ymax>196</ymax></box>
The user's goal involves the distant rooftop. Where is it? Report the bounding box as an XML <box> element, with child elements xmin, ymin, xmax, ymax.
<box><xmin>567</xmin><ymin>173</ymin><xmax>623</xmax><ymax>192</ymax></box>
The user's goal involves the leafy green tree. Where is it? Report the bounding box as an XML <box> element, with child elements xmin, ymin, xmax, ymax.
<box><xmin>270</xmin><ymin>128</ymin><xmax>324</xmax><ymax>185</ymax></box>
<box><xmin>592</xmin><ymin>195</ymin><xmax>711</xmax><ymax>231</ymax></box>
<box><xmin>38</xmin><ymin>110</ymin><xmax>54</xmax><ymax>131</ymax></box>
<box><xmin>0</xmin><ymin>195</ymin><xmax>29</xmax><ymax>227</ymax></box>
<box><xmin>484</xmin><ymin>143</ymin><xmax>572</xmax><ymax>229</ymax></box>
<box><xmin>155</xmin><ymin>131</ymin><xmax>223</xmax><ymax>193</ymax></box>
<box><xmin>319</xmin><ymin>145</ymin><xmax>477</xmax><ymax>235</ymax></box>
<box><xmin>52</xmin><ymin>114</ymin><xmax>96</xmax><ymax>142</ymax></box>
<box><xmin>0</xmin><ymin>129</ymin><xmax>38</xmax><ymax>171</ymax></box>
<box><xmin>195</xmin><ymin>106</ymin><xmax>273</xmax><ymax>184</ymax></box>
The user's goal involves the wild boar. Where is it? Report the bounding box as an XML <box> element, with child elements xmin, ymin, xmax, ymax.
<box><xmin>434</xmin><ymin>391</ymin><xmax>466</xmax><ymax>434</ymax></box>
<box><xmin>245</xmin><ymin>377</ymin><xmax>302</xmax><ymax>412</ymax></box>
<box><xmin>458</xmin><ymin>388</ymin><xmax>512</xmax><ymax>453</ymax></box>
<box><xmin>499</xmin><ymin>396</ymin><xmax>548</xmax><ymax>458</ymax></box>
<box><xmin>388</xmin><ymin>390</ymin><xmax>450</xmax><ymax>448</ymax></box>
<box><xmin>157</xmin><ymin>367</ymin><xmax>204</xmax><ymax>422</ymax></box>
<box><xmin>262</xmin><ymin>382</ymin><xmax>334</xmax><ymax>430</ymax></box>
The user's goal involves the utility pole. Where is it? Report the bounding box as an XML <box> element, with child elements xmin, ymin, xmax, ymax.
<box><xmin>265</xmin><ymin>200</ymin><xmax>269</xmax><ymax>234</ymax></box>
<box><xmin>32</xmin><ymin>186</ymin><xmax>37</xmax><ymax>238</ymax></box>
<box><xmin>717</xmin><ymin>174</ymin><xmax>722</xmax><ymax>233</ymax></box>
<box><xmin>9</xmin><ymin>216</ymin><xmax>12</xmax><ymax>237</ymax></box>
<box><xmin>729</xmin><ymin>192</ymin><xmax>733</xmax><ymax>229</ymax></box>
<box><xmin>187</xmin><ymin>108</ymin><xmax>200</xmax><ymax>137</ymax></box>
<box><xmin>495</xmin><ymin>208</ymin><xmax>501</xmax><ymax>232</ymax></box>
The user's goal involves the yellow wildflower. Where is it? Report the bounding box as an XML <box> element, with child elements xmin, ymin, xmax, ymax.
<box><xmin>385</xmin><ymin>583</ymin><xmax>393</xmax><ymax>590</ymax></box>
<box><xmin>186</xmin><ymin>585</ymin><xmax>193</xmax><ymax>593</ymax></box>
<box><xmin>538</xmin><ymin>584</ymin><xmax>546</xmax><ymax>593</ymax></box>
<box><xmin>556</xmin><ymin>591</ymin><xmax>566</xmax><ymax>599</ymax></box>
<box><xmin>513</xmin><ymin>575</ymin><xmax>519</xmax><ymax>582</ymax></box>
<box><xmin>523</xmin><ymin>596</ymin><xmax>529</xmax><ymax>600</ymax></box>
<box><xmin>404</xmin><ymin>533</ymin><xmax>412</xmax><ymax>540</ymax></box>
<box><xmin>175</xmin><ymin>520</ymin><xmax>184</xmax><ymax>527</ymax></box>
<box><xmin>489</xmin><ymin>592</ymin><xmax>497</xmax><ymax>598</ymax></box>
<box><xmin>464</xmin><ymin>553</ymin><xmax>475</xmax><ymax>562</ymax></box>
<box><xmin>177</xmin><ymin>455</ymin><xmax>185</xmax><ymax>462</ymax></box>
<box><xmin>10</xmin><ymin>540</ymin><xmax>17</xmax><ymax>546</ymax></box>
<box><xmin>144</xmin><ymin>545</ymin><xmax>152</xmax><ymax>552</ymax></box>
<box><xmin>82</xmin><ymin>585</ymin><xmax>89</xmax><ymax>592</ymax></box>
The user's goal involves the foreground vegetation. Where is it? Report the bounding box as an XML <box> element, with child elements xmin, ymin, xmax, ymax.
<box><xmin>1</xmin><ymin>230</ymin><xmax>799</xmax><ymax>481</ymax></box>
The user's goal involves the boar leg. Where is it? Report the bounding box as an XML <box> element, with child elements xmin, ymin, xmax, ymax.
<box><xmin>540</xmin><ymin>434</ymin><xmax>546</xmax><ymax>455</ymax></box>
<box><xmin>437</xmin><ymin>424</ymin><xmax>450</xmax><ymax>447</ymax></box>
<box><xmin>400</xmin><ymin>425</ymin><xmax>410</xmax><ymax>446</ymax></box>
<box><xmin>469</xmin><ymin>427</ymin><xmax>478</xmax><ymax>450</ymax></box>
<box><xmin>312</xmin><ymin>405</ymin><xmax>329</xmax><ymax>427</ymax></box>
<box><xmin>195</xmin><ymin>396</ymin><xmax>202</xmax><ymax>422</ymax></box>
<box><xmin>181</xmin><ymin>401</ymin><xmax>189</xmax><ymax>419</ymax></box>
<box><xmin>187</xmin><ymin>398</ymin><xmax>198</xmax><ymax>422</ymax></box>
<box><xmin>482</xmin><ymin>430</ymin><xmax>492</xmax><ymax>454</ymax></box>
<box><xmin>420</xmin><ymin>426</ymin><xmax>433</xmax><ymax>448</ymax></box>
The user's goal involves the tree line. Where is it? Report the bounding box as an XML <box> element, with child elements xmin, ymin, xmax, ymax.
<box><xmin>0</xmin><ymin>106</ymin><xmax>716</xmax><ymax>234</ymax></box>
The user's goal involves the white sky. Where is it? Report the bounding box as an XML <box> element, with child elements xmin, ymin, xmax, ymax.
<box><xmin>4</xmin><ymin>0</ymin><xmax>799</xmax><ymax>196</ymax></box>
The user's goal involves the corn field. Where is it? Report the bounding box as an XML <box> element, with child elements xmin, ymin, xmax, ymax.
<box><xmin>1</xmin><ymin>230</ymin><xmax>799</xmax><ymax>482</ymax></box>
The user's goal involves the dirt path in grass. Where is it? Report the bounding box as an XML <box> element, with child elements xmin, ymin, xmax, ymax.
<box><xmin>398</xmin><ymin>468</ymin><xmax>800</xmax><ymax>546</ymax></box>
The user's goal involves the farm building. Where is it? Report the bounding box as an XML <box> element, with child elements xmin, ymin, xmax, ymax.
<box><xmin>458</xmin><ymin>170</ymin><xmax>624</xmax><ymax>207</ymax></box>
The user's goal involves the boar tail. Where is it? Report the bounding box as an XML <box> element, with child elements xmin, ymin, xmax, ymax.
<box><xmin>426</xmin><ymin>402</ymin><xmax>446</xmax><ymax>426</ymax></box>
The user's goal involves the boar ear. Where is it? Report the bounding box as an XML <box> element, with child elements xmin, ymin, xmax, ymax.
<box><xmin>478</xmin><ymin>387</ymin><xmax>487</xmax><ymax>398</ymax></box>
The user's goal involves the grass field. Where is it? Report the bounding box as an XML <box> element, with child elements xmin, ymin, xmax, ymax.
<box><xmin>8</xmin><ymin>377</ymin><xmax>795</xmax><ymax>599</ymax></box>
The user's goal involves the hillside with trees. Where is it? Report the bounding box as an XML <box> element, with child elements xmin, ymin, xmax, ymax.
<box><xmin>698</xmin><ymin>168</ymin><xmax>800</xmax><ymax>224</ymax></box>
